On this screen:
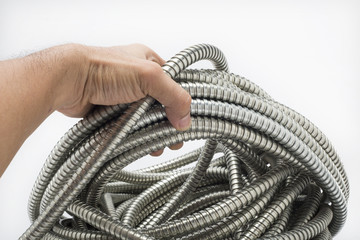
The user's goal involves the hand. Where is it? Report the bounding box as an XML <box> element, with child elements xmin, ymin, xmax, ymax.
<box><xmin>55</xmin><ymin>44</ymin><xmax>191</xmax><ymax>155</ymax></box>
<box><xmin>0</xmin><ymin>43</ymin><xmax>190</xmax><ymax>176</ymax></box>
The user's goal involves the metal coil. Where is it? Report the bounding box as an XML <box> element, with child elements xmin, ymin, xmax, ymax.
<box><xmin>21</xmin><ymin>44</ymin><xmax>349</xmax><ymax>240</ymax></box>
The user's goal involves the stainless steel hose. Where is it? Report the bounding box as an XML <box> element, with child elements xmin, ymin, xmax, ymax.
<box><xmin>21</xmin><ymin>44</ymin><xmax>349</xmax><ymax>240</ymax></box>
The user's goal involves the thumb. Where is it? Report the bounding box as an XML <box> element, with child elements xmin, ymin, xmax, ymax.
<box><xmin>139</xmin><ymin>61</ymin><xmax>191</xmax><ymax>131</ymax></box>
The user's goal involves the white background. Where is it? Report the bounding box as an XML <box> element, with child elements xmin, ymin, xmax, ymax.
<box><xmin>0</xmin><ymin>0</ymin><xmax>359</xmax><ymax>239</ymax></box>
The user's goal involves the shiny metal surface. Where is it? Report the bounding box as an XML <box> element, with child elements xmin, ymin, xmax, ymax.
<box><xmin>21</xmin><ymin>44</ymin><xmax>348</xmax><ymax>239</ymax></box>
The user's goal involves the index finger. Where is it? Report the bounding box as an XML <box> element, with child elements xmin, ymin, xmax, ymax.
<box><xmin>138</xmin><ymin>61</ymin><xmax>192</xmax><ymax>131</ymax></box>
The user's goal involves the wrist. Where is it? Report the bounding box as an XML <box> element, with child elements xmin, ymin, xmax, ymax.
<box><xmin>50</xmin><ymin>43</ymin><xmax>90</xmax><ymax>112</ymax></box>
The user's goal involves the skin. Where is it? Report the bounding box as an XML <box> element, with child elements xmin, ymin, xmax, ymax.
<box><xmin>0</xmin><ymin>43</ymin><xmax>192</xmax><ymax>177</ymax></box>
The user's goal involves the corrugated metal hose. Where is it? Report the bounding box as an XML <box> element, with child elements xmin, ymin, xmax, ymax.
<box><xmin>20</xmin><ymin>44</ymin><xmax>349</xmax><ymax>240</ymax></box>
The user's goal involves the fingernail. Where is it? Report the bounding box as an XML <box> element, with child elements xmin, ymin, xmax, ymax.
<box><xmin>177</xmin><ymin>114</ymin><xmax>191</xmax><ymax>131</ymax></box>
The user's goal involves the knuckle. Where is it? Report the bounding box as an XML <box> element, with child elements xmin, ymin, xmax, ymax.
<box><xmin>139</xmin><ymin>61</ymin><xmax>162</xmax><ymax>80</ymax></box>
<box><xmin>137</xmin><ymin>61</ymin><xmax>163</xmax><ymax>95</ymax></box>
<box><xmin>131</xmin><ymin>43</ymin><xmax>147</xmax><ymax>49</ymax></box>
<box><xmin>132</xmin><ymin>43</ymin><xmax>153</xmax><ymax>53</ymax></box>
<box><xmin>180</xmin><ymin>90</ymin><xmax>192</xmax><ymax>108</ymax></box>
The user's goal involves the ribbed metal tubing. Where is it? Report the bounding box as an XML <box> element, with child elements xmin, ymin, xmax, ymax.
<box><xmin>22</xmin><ymin>44</ymin><xmax>348</xmax><ymax>240</ymax></box>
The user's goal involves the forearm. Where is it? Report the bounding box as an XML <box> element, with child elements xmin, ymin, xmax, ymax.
<box><xmin>0</xmin><ymin>45</ymin><xmax>85</xmax><ymax>176</ymax></box>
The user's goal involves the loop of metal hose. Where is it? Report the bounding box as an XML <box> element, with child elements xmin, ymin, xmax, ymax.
<box><xmin>22</xmin><ymin>44</ymin><xmax>349</xmax><ymax>240</ymax></box>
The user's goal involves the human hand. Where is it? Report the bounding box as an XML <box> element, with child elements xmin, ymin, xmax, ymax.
<box><xmin>54</xmin><ymin>44</ymin><xmax>191</xmax><ymax>155</ymax></box>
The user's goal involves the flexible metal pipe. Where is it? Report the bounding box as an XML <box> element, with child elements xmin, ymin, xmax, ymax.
<box><xmin>21</xmin><ymin>44</ymin><xmax>349</xmax><ymax>240</ymax></box>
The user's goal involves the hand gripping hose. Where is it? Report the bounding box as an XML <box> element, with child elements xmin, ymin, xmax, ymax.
<box><xmin>21</xmin><ymin>44</ymin><xmax>349</xmax><ymax>240</ymax></box>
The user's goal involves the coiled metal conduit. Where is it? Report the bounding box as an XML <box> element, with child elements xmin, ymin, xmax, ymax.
<box><xmin>21</xmin><ymin>44</ymin><xmax>349</xmax><ymax>240</ymax></box>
